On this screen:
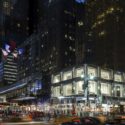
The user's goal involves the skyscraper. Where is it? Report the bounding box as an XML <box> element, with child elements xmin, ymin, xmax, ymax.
<box><xmin>3</xmin><ymin>53</ymin><xmax>18</xmax><ymax>85</ymax></box>
<box><xmin>39</xmin><ymin>0</ymin><xmax>85</xmax><ymax>73</ymax></box>
<box><xmin>85</xmin><ymin>0</ymin><xmax>125</xmax><ymax>71</ymax></box>
<box><xmin>0</xmin><ymin>0</ymin><xmax>29</xmax><ymax>44</ymax></box>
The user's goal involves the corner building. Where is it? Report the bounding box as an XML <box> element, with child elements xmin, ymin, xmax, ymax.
<box><xmin>51</xmin><ymin>64</ymin><xmax>125</xmax><ymax>116</ymax></box>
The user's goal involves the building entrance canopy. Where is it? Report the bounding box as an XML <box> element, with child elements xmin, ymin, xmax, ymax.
<box><xmin>0</xmin><ymin>82</ymin><xmax>27</xmax><ymax>95</ymax></box>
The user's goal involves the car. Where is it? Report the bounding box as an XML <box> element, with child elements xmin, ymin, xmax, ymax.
<box><xmin>80</xmin><ymin>117</ymin><xmax>101</xmax><ymax>125</ymax></box>
<box><xmin>104</xmin><ymin>121</ymin><xmax>116</xmax><ymax>125</ymax></box>
<box><xmin>61</xmin><ymin>121</ymin><xmax>81</xmax><ymax>125</ymax></box>
<box><xmin>54</xmin><ymin>115</ymin><xmax>80</xmax><ymax>125</ymax></box>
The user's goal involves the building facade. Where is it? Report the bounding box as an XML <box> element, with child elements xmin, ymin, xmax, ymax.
<box><xmin>0</xmin><ymin>0</ymin><xmax>30</xmax><ymax>44</ymax></box>
<box><xmin>51</xmin><ymin>64</ymin><xmax>125</xmax><ymax>116</ymax></box>
<box><xmin>38</xmin><ymin>0</ymin><xmax>85</xmax><ymax>72</ymax></box>
<box><xmin>3</xmin><ymin>53</ymin><xmax>18</xmax><ymax>85</ymax></box>
<box><xmin>85</xmin><ymin>0</ymin><xmax>125</xmax><ymax>71</ymax></box>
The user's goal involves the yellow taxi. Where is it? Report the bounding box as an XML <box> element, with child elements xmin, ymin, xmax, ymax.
<box><xmin>54</xmin><ymin>115</ymin><xmax>80</xmax><ymax>125</ymax></box>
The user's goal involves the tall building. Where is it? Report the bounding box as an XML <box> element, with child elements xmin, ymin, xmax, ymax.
<box><xmin>0</xmin><ymin>52</ymin><xmax>18</xmax><ymax>86</ymax></box>
<box><xmin>0</xmin><ymin>0</ymin><xmax>30</xmax><ymax>44</ymax></box>
<box><xmin>3</xmin><ymin>53</ymin><xmax>18</xmax><ymax>85</ymax></box>
<box><xmin>85</xmin><ymin>0</ymin><xmax>125</xmax><ymax>71</ymax></box>
<box><xmin>39</xmin><ymin>0</ymin><xmax>85</xmax><ymax>73</ymax></box>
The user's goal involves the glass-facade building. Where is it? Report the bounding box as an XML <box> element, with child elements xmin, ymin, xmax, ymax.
<box><xmin>51</xmin><ymin>64</ymin><xmax>125</xmax><ymax>115</ymax></box>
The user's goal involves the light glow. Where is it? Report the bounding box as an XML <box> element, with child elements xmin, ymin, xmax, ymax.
<box><xmin>75</xmin><ymin>0</ymin><xmax>85</xmax><ymax>4</ymax></box>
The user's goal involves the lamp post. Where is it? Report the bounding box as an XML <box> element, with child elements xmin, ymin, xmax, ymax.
<box><xmin>81</xmin><ymin>74</ymin><xmax>94</xmax><ymax>116</ymax></box>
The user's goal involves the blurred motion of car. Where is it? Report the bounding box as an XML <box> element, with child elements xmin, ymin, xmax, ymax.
<box><xmin>20</xmin><ymin>114</ymin><xmax>32</xmax><ymax>122</ymax></box>
<box><xmin>54</xmin><ymin>115</ymin><xmax>80</xmax><ymax>125</ymax></box>
<box><xmin>60</xmin><ymin>117</ymin><xmax>102</xmax><ymax>125</ymax></box>
<box><xmin>61</xmin><ymin>121</ymin><xmax>80</xmax><ymax>125</ymax></box>
<box><xmin>80</xmin><ymin>117</ymin><xmax>101</xmax><ymax>125</ymax></box>
<box><xmin>96</xmin><ymin>115</ymin><xmax>107</xmax><ymax>123</ymax></box>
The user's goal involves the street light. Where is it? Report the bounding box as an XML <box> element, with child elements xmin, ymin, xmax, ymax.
<box><xmin>81</xmin><ymin>74</ymin><xmax>94</xmax><ymax>116</ymax></box>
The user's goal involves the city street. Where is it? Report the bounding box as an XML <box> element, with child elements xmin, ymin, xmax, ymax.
<box><xmin>0</xmin><ymin>0</ymin><xmax>125</xmax><ymax>125</ymax></box>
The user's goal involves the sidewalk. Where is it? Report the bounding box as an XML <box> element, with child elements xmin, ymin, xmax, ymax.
<box><xmin>1</xmin><ymin>121</ymin><xmax>53</xmax><ymax>125</ymax></box>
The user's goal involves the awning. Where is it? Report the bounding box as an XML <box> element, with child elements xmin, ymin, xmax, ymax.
<box><xmin>13</xmin><ymin>96</ymin><xmax>36</xmax><ymax>101</ymax></box>
<box><xmin>0</xmin><ymin>82</ymin><xmax>27</xmax><ymax>95</ymax></box>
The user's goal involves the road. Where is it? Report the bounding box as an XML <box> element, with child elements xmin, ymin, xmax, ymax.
<box><xmin>1</xmin><ymin>121</ymin><xmax>53</xmax><ymax>125</ymax></box>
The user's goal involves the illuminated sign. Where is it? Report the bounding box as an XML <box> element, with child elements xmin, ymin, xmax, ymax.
<box><xmin>75</xmin><ymin>0</ymin><xmax>85</xmax><ymax>3</ymax></box>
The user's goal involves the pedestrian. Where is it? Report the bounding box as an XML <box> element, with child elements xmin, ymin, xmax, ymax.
<box><xmin>47</xmin><ymin>113</ymin><xmax>51</xmax><ymax>121</ymax></box>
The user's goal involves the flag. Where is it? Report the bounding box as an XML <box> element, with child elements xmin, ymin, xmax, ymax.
<box><xmin>18</xmin><ymin>48</ymin><xmax>24</xmax><ymax>55</ymax></box>
<box><xmin>1</xmin><ymin>48</ymin><xmax>8</xmax><ymax>56</ymax></box>
<box><xmin>1</xmin><ymin>48</ymin><xmax>8</xmax><ymax>60</ymax></box>
<box><xmin>5</xmin><ymin>43</ymin><xmax>11</xmax><ymax>53</ymax></box>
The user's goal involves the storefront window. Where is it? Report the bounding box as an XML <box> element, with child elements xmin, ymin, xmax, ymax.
<box><xmin>53</xmin><ymin>74</ymin><xmax>60</xmax><ymax>83</ymax></box>
<box><xmin>75</xmin><ymin>81</ymin><xmax>84</xmax><ymax>94</ymax></box>
<box><xmin>101</xmin><ymin>70</ymin><xmax>111</xmax><ymax>80</ymax></box>
<box><xmin>88</xmin><ymin>81</ymin><xmax>97</xmax><ymax>94</ymax></box>
<box><xmin>62</xmin><ymin>71</ymin><xmax>72</xmax><ymax>81</ymax></box>
<box><xmin>101</xmin><ymin>83</ymin><xmax>111</xmax><ymax>96</ymax></box>
<box><xmin>116</xmin><ymin>86</ymin><xmax>120</xmax><ymax>97</ymax></box>
<box><xmin>114</xmin><ymin>84</ymin><xmax>123</xmax><ymax>97</ymax></box>
<box><xmin>114</xmin><ymin>74</ymin><xmax>123</xmax><ymax>82</ymax></box>
<box><xmin>53</xmin><ymin>86</ymin><xmax>61</xmax><ymax>97</ymax></box>
<box><xmin>75</xmin><ymin>67</ymin><xmax>84</xmax><ymax>78</ymax></box>
<box><xmin>87</xmin><ymin>67</ymin><xmax>97</xmax><ymax>78</ymax></box>
<box><xmin>63</xmin><ymin>84</ymin><xmax>72</xmax><ymax>96</ymax></box>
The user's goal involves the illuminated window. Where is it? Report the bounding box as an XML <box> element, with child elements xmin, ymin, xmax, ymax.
<box><xmin>101</xmin><ymin>70</ymin><xmax>111</xmax><ymax>80</ymax></box>
<box><xmin>63</xmin><ymin>84</ymin><xmax>72</xmax><ymax>96</ymax></box>
<box><xmin>75</xmin><ymin>67</ymin><xmax>84</xmax><ymax>78</ymax></box>
<box><xmin>3</xmin><ymin>1</ymin><xmax>9</xmax><ymax>8</ymax></box>
<box><xmin>65</xmin><ymin>51</ymin><xmax>68</xmax><ymax>55</ymax></box>
<box><xmin>87</xmin><ymin>67</ymin><xmax>97</xmax><ymax>78</ymax></box>
<box><xmin>99</xmin><ymin>31</ymin><xmax>105</xmax><ymax>36</ymax></box>
<box><xmin>11</xmin><ymin>6</ymin><xmax>13</xmax><ymax>10</ymax></box>
<box><xmin>17</xmin><ymin>23</ymin><xmax>21</xmax><ymax>28</ymax></box>
<box><xmin>65</xmin><ymin>34</ymin><xmax>68</xmax><ymax>38</ymax></box>
<box><xmin>41</xmin><ymin>45</ymin><xmax>44</xmax><ymax>48</ymax></box>
<box><xmin>26</xmin><ymin>27</ymin><xmax>29</xmax><ymax>30</ymax></box>
<box><xmin>101</xmin><ymin>83</ymin><xmax>111</xmax><ymax>95</ymax></box>
<box><xmin>63</xmin><ymin>71</ymin><xmax>72</xmax><ymax>81</ymax></box>
<box><xmin>97</xmin><ymin>13</ymin><xmax>105</xmax><ymax>19</ymax></box>
<box><xmin>78</xmin><ymin>21</ymin><xmax>84</xmax><ymax>26</ymax></box>
<box><xmin>75</xmin><ymin>81</ymin><xmax>84</xmax><ymax>94</ymax></box>
<box><xmin>89</xmin><ymin>81</ymin><xmax>97</xmax><ymax>94</ymax></box>
<box><xmin>114</xmin><ymin>84</ymin><xmax>123</xmax><ymax>97</ymax></box>
<box><xmin>53</xmin><ymin>74</ymin><xmax>60</xmax><ymax>83</ymax></box>
<box><xmin>114</xmin><ymin>74</ymin><xmax>123</xmax><ymax>82</ymax></box>
<box><xmin>50</xmin><ymin>55</ymin><xmax>53</xmax><ymax>58</ymax></box>
<box><xmin>69</xmin><ymin>46</ymin><xmax>72</xmax><ymax>50</ymax></box>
